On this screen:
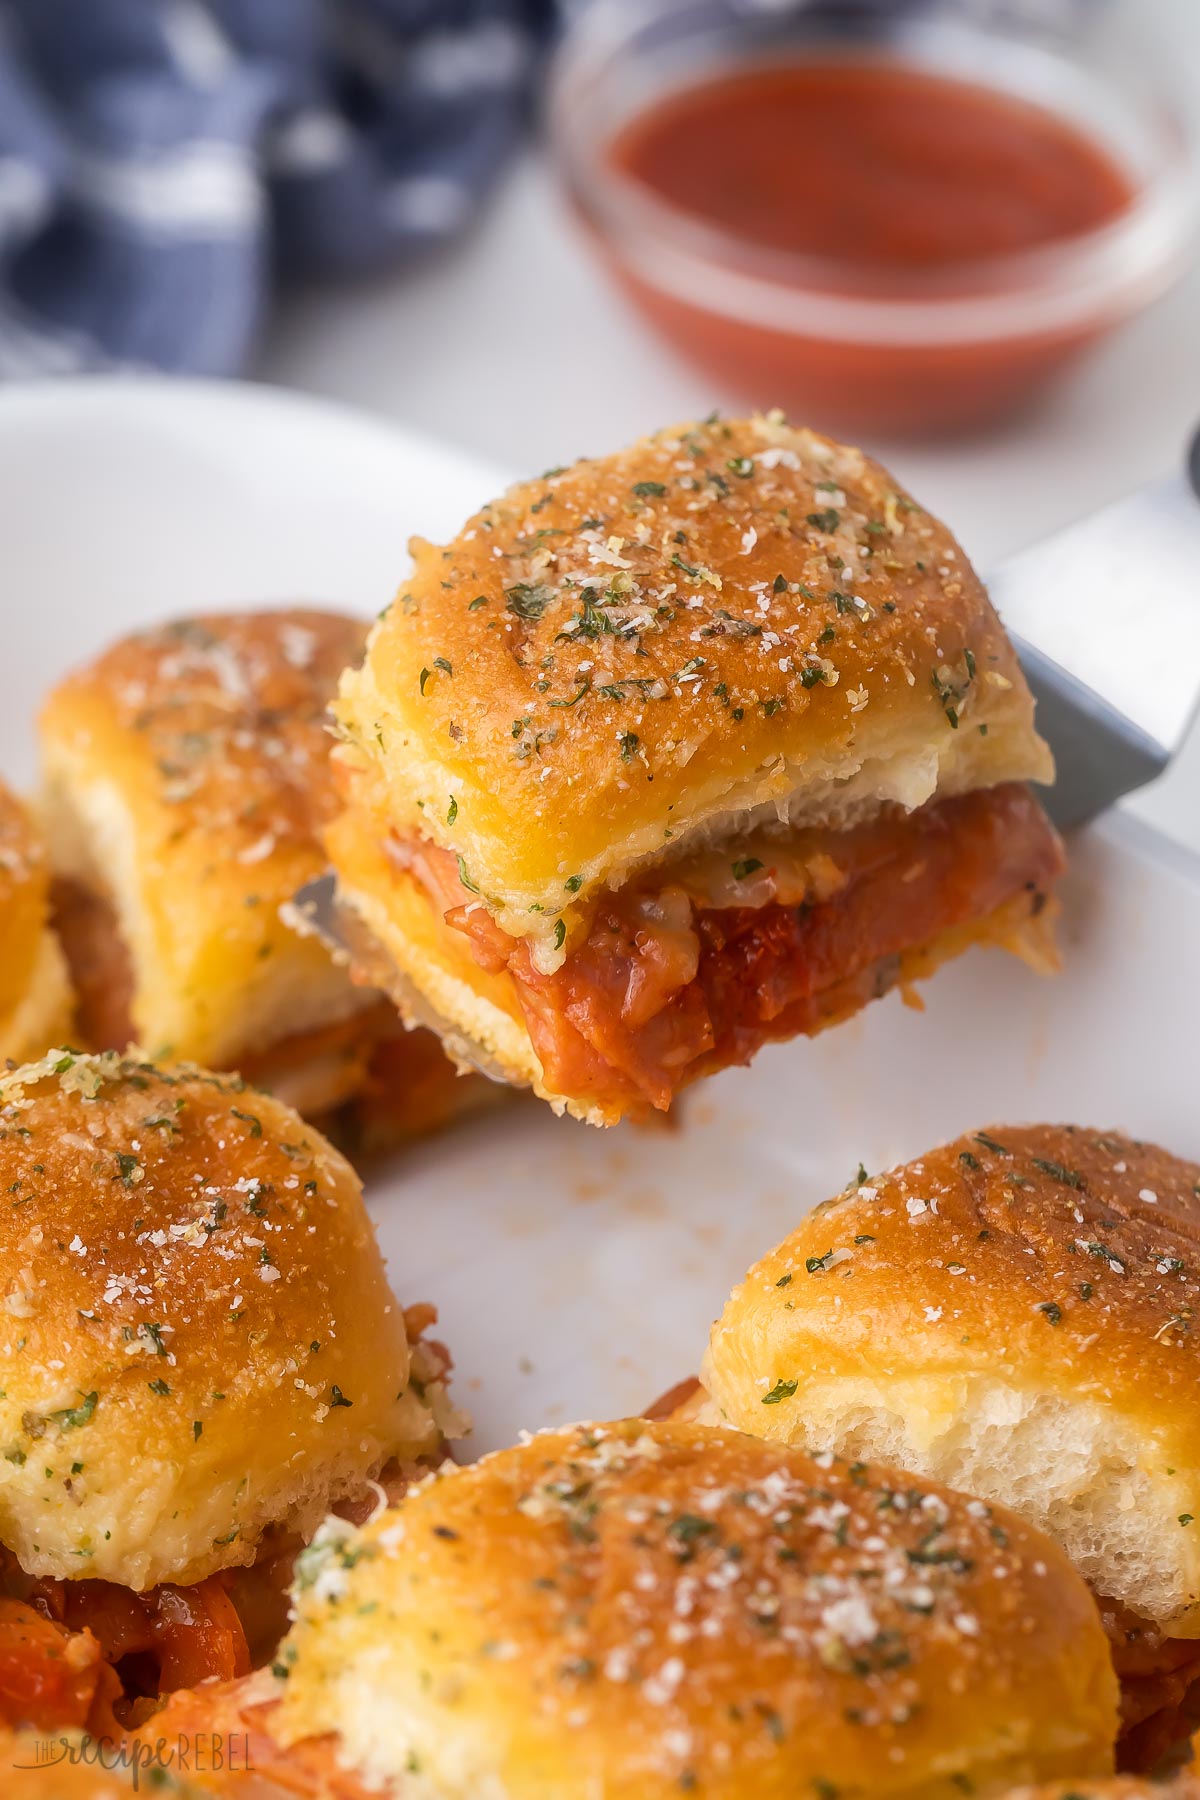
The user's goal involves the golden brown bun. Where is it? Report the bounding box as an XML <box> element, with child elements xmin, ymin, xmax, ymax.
<box><xmin>39</xmin><ymin>611</ymin><xmax>374</xmax><ymax>1073</ymax></box>
<box><xmin>0</xmin><ymin>782</ymin><xmax>45</xmax><ymax>1021</ymax></box>
<box><xmin>276</xmin><ymin>1417</ymin><xmax>1117</xmax><ymax>1800</ymax></box>
<box><xmin>702</xmin><ymin>1125</ymin><xmax>1200</xmax><ymax>1636</ymax></box>
<box><xmin>322</xmin><ymin>803</ymin><xmax>539</xmax><ymax>1091</ymax></box>
<box><xmin>998</xmin><ymin>1783</ymin><xmax>1200</xmax><ymax>1800</ymax></box>
<box><xmin>334</xmin><ymin>412</ymin><xmax>1050</xmax><ymax>961</ymax></box>
<box><xmin>0</xmin><ymin>781</ymin><xmax>73</xmax><ymax>1063</ymax></box>
<box><xmin>0</xmin><ymin>1051</ymin><xmax>445</xmax><ymax>1592</ymax></box>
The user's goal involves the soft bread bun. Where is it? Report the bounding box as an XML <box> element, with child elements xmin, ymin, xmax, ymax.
<box><xmin>0</xmin><ymin>1051</ymin><xmax>443</xmax><ymax>1592</ymax></box>
<box><xmin>322</xmin><ymin>802</ymin><xmax>541</xmax><ymax>1094</ymax></box>
<box><xmin>275</xmin><ymin>1418</ymin><xmax>1117</xmax><ymax>1800</ymax></box>
<box><xmin>333</xmin><ymin>411</ymin><xmax>1050</xmax><ymax>961</ymax></box>
<box><xmin>39</xmin><ymin>611</ymin><xmax>374</xmax><ymax>1072</ymax></box>
<box><xmin>701</xmin><ymin>1125</ymin><xmax>1200</xmax><ymax>1636</ymax></box>
<box><xmin>0</xmin><ymin>781</ymin><xmax>73</xmax><ymax>1063</ymax></box>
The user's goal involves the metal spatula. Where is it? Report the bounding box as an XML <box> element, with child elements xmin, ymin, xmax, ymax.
<box><xmin>990</xmin><ymin>426</ymin><xmax>1200</xmax><ymax>828</ymax></box>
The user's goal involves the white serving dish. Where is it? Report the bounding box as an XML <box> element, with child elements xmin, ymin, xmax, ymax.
<box><xmin>1</xmin><ymin>379</ymin><xmax>1196</xmax><ymax>1454</ymax></box>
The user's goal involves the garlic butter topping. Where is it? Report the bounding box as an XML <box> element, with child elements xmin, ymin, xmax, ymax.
<box><xmin>742</xmin><ymin>1126</ymin><xmax>1200</xmax><ymax>1378</ymax></box>
<box><xmin>0</xmin><ymin>1051</ymin><xmax>428</xmax><ymax>1590</ymax></box>
<box><xmin>336</xmin><ymin>411</ymin><xmax>1046</xmax><ymax>952</ymax></box>
<box><xmin>277</xmin><ymin>1417</ymin><xmax>1114</xmax><ymax>1797</ymax></box>
<box><xmin>49</xmin><ymin>609</ymin><xmax>366</xmax><ymax>849</ymax></box>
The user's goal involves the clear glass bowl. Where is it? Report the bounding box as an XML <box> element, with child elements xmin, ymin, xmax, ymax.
<box><xmin>548</xmin><ymin>0</ymin><xmax>1200</xmax><ymax>436</ymax></box>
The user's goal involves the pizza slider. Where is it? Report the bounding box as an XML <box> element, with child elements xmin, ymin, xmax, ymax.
<box><xmin>327</xmin><ymin>412</ymin><xmax>1062</xmax><ymax>1125</ymax></box>
<box><xmin>700</xmin><ymin>1125</ymin><xmax>1200</xmax><ymax>1767</ymax></box>
<box><xmin>155</xmin><ymin>1415</ymin><xmax>1118</xmax><ymax>1798</ymax></box>
<box><xmin>39</xmin><ymin>609</ymin><xmax>491</xmax><ymax>1142</ymax></box>
<box><xmin>0</xmin><ymin>1050</ymin><xmax>462</xmax><ymax>1734</ymax></box>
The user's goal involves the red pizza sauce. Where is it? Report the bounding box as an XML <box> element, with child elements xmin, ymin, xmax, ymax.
<box><xmin>597</xmin><ymin>60</ymin><xmax>1136</xmax><ymax>433</ymax></box>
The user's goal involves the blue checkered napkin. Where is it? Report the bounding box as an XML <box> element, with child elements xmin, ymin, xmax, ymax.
<box><xmin>0</xmin><ymin>0</ymin><xmax>551</xmax><ymax>376</ymax></box>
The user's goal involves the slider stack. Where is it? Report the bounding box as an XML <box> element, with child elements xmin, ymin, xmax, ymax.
<box><xmin>0</xmin><ymin>415</ymin><xmax>1194</xmax><ymax>1799</ymax></box>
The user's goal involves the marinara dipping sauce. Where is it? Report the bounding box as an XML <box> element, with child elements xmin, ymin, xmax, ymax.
<box><xmin>613</xmin><ymin>64</ymin><xmax>1132</xmax><ymax>274</ymax></box>
<box><xmin>552</xmin><ymin>12</ymin><xmax>1198</xmax><ymax>434</ymax></box>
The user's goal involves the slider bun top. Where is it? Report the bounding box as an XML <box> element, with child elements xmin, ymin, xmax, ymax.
<box><xmin>0</xmin><ymin>1052</ymin><xmax>431</xmax><ymax>1592</ymax></box>
<box><xmin>0</xmin><ymin>781</ymin><xmax>72</xmax><ymax>1063</ymax></box>
<box><xmin>277</xmin><ymin>1417</ymin><xmax>1117</xmax><ymax>1800</ymax></box>
<box><xmin>334</xmin><ymin>412</ymin><xmax>1050</xmax><ymax>953</ymax></box>
<box><xmin>39</xmin><ymin>610</ymin><xmax>370</xmax><ymax>1067</ymax></box>
<box><xmin>702</xmin><ymin>1125</ymin><xmax>1200</xmax><ymax>1635</ymax></box>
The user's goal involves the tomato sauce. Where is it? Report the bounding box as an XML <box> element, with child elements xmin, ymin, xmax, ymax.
<box><xmin>611</xmin><ymin>62</ymin><xmax>1132</xmax><ymax>271</ymax></box>
<box><xmin>600</xmin><ymin>61</ymin><xmax>1136</xmax><ymax>433</ymax></box>
<box><xmin>421</xmin><ymin>783</ymin><xmax>1063</xmax><ymax>1117</ymax></box>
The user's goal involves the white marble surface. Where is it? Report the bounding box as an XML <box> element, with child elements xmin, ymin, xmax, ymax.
<box><xmin>256</xmin><ymin>0</ymin><xmax>1200</xmax><ymax>849</ymax></box>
